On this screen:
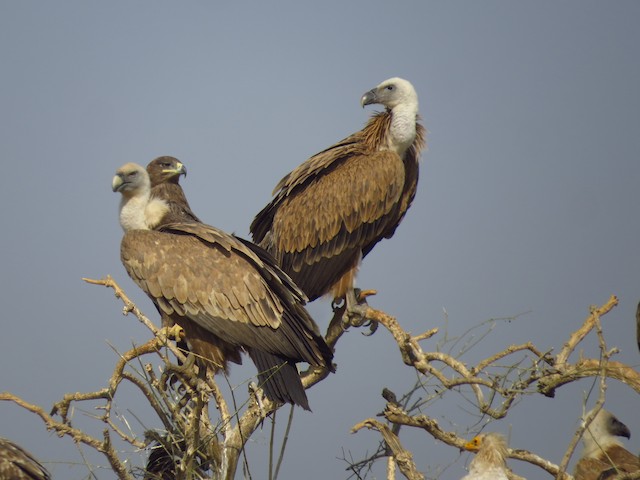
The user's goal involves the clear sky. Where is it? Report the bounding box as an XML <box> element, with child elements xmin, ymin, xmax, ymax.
<box><xmin>1</xmin><ymin>2</ymin><xmax>639</xmax><ymax>479</ymax></box>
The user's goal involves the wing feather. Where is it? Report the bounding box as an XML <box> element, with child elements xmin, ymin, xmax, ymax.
<box><xmin>273</xmin><ymin>150</ymin><xmax>404</xmax><ymax>253</ymax></box>
<box><xmin>0</xmin><ymin>437</ymin><xmax>51</xmax><ymax>480</ymax></box>
<box><xmin>121</xmin><ymin>227</ymin><xmax>330</xmax><ymax>366</ymax></box>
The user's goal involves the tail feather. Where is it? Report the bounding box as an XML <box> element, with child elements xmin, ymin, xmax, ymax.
<box><xmin>248</xmin><ymin>349</ymin><xmax>310</xmax><ymax>410</ymax></box>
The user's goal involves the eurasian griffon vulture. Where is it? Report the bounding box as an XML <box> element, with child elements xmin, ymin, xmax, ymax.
<box><xmin>574</xmin><ymin>408</ymin><xmax>640</xmax><ymax>480</ymax></box>
<box><xmin>461</xmin><ymin>433</ymin><xmax>510</xmax><ymax>480</ymax></box>
<box><xmin>112</xmin><ymin>162</ymin><xmax>333</xmax><ymax>410</ymax></box>
<box><xmin>0</xmin><ymin>437</ymin><xmax>50</xmax><ymax>480</ymax></box>
<box><xmin>250</xmin><ymin>77</ymin><xmax>426</xmax><ymax>323</ymax></box>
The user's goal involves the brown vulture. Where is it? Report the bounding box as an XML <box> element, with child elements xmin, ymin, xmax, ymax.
<box><xmin>575</xmin><ymin>408</ymin><xmax>640</xmax><ymax>480</ymax></box>
<box><xmin>112</xmin><ymin>162</ymin><xmax>334</xmax><ymax>410</ymax></box>
<box><xmin>0</xmin><ymin>437</ymin><xmax>50</xmax><ymax>480</ymax></box>
<box><xmin>250</xmin><ymin>77</ymin><xmax>426</xmax><ymax>322</ymax></box>
<box><xmin>461</xmin><ymin>433</ymin><xmax>510</xmax><ymax>480</ymax></box>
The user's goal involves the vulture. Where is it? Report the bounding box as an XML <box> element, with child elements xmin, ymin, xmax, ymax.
<box><xmin>461</xmin><ymin>433</ymin><xmax>510</xmax><ymax>480</ymax></box>
<box><xmin>575</xmin><ymin>408</ymin><xmax>640</xmax><ymax>480</ymax></box>
<box><xmin>250</xmin><ymin>77</ymin><xmax>426</xmax><ymax>321</ymax></box>
<box><xmin>112</xmin><ymin>162</ymin><xmax>334</xmax><ymax>410</ymax></box>
<box><xmin>0</xmin><ymin>437</ymin><xmax>50</xmax><ymax>480</ymax></box>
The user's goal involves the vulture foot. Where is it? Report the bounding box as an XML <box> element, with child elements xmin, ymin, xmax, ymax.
<box><xmin>342</xmin><ymin>288</ymin><xmax>379</xmax><ymax>335</ymax></box>
<box><xmin>159</xmin><ymin>324</ymin><xmax>185</xmax><ymax>341</ymax></box>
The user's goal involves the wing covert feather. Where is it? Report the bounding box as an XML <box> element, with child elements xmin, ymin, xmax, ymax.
<box><xmin>121</xmin><ymin>227</ymin><xmax>331</xmax><ymax>365</ymax></box>
<box><xmin>272</xmin><ymin>150</ymin><xmax>405</xmax><ymax>254</ymax></box>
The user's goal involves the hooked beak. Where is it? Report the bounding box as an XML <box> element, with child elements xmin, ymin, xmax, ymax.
<box><xmin>611</xmin><ymin>417</ymin><xmax>631</xmax><ymax>439</ymax></box>
<box><xmin>360</xmin><ymin>88</ymin><xmax>378</xmax><ymax>108</ymax></box>
<box><xmin>112</xmin><ymin>174</ymin><xmax>125</xmax><ymax>192</ymax></box>
<box><xmin>163</xmin><ymin>161</ymin><xmax>187</xmax><ymax>178</ymax></box>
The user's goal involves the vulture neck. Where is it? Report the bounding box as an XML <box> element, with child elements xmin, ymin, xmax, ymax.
<box><xmin>119</xmin><ymin>189</ymin><xmax>168</xmax><ymax>232</ymax></box>
<box><xmin>473</xmin><ymin>446</ymin><xmax>507</xmax><ymax>471</ymax></box>
<box><xmin>387</xmin><ymin>102</ymin><xmax>418</xmax><ymax>157</ymax></box>
<box><xmin>582</xmin><ymin>433</ymin><xmax>623</xmax><ymax>459</ymax></box>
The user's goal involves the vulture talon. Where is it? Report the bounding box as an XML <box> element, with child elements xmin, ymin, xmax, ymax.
<box><xmin>158</xmin><ymin>324</ymin><xmax>184</xmax><ymax>341</ymax></box>
<box><xmin>363</xmin><ymin>320</ymin><xmax>378</xmax><ymax>336</ymax></box>
<box><xmin>342</xmin><ymin>302</ymin><xmax>370</xmax><ymax>328</ymax></box>
<box><xmin>357</xmin><ymin>289</ymin><xmax>377</xmax><ymax>302</ymax></box>
<box><xmin>332</xmin><ymin>296</ymin><xmax>345</xmax><ymax>312</ymax></box>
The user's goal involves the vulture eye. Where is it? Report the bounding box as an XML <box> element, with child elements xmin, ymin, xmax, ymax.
<box><xmin>385</xmin><ymin>85</ymin><xmax>395</xmax><ymax>91</ymax></box>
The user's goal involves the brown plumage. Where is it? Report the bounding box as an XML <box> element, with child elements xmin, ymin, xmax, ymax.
<box><xmin>146</xmin><ymin>156</ymin><xmax>200</xmax><ymax>347</ymax></box>
<box><xmin>250</xmin><ymin>77</ymin><xmax>425</xmax><ymax>310</ymax></box>
<box><xmin>575</xmin><ymin>409</ymin><xmax>640</xmax><ymax>480</ymax></box>
<box><xmin>112</xmin><ymin>162</ymin><xmax>334</xmax><ymax>410</ymax></box>
<box><xmin>147</xmin><ymin>156</ymin><xmax>200</xmax><ymax>224</ymax></box>
<box><xmin>461</xmin><ymin>433</ymin><xmax>510</xmax><ymax>480</ymax></box>
<box><xmin>0</xmin><ymin>437</ymin><xmax>50</xmax><ymax>480</ymax></box>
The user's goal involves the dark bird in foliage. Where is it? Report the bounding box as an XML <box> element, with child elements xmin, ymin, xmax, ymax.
<box><xmin>251</xmin><ymin>77</ymin><xmax>426</xmax><ymax>322</ymax></box>
<box><xmin>112</xmin><ymin>162</ymin><xmax>334</xmax><ymax>409</ymax></box>
<box><xmin>144</xmin><ymin>437</ymin><xmax>209</xmax><ymax>480</ymax></box>
<box><xmin>574</xmin><ymin>408</ymin><xmax>640</xmax><ymax>480</ymax></box>
<box><xmin>0</xmin><ymin>437</ymin><xmax>50</xmax><ymax>480</ymax></box>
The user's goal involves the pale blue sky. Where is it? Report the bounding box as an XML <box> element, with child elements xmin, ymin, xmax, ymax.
<box><xmin>1</xmin><ymin>2</ymin><xmax>639</xmax><ymax>479</ymax></box>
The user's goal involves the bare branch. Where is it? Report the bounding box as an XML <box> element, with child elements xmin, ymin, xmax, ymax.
<box><xmin>352</xmin><ymin>418</ymin><xmax>424</xmax><ymax>480</ymax></box>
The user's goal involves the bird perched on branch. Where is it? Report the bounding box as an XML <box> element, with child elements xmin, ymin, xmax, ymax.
<box><xmin>250</xmin><ymin>77</ymin><xmax>426</xmax><ymax>325</ymax></box>
<box><xmin>0</xmin><ymin>437</ymin><xmax>50</xmax><ymax>480</ymax></box>
<box><xmin>461</xmin><ymin>433</ymin><xmax>510</xmax><ymax>480</ymax></box>
<box><xmin>574</xmin><ymin>408</ymin><xmax>640</xmax><ymax>480</ymax></box>
<box><xmin>112</xmin><ymin>162</ymin><xmax>334</xmax><ymax>410</ymax></box>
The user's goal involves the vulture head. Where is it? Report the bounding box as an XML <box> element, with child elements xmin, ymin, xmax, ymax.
<box><xmin>112</xmin><ymin>162</ymin><xmax>150</xmax><ymax>197</ymax></box>
<box><xmin>582</xmin><ymin>408</ymin><xmax>631</xmax><ymax>458</ymax></box>
<box><xmin>462</xmin><ymin>432</ymin><xmax>509</xmax><ymax>479</ymax></box>
<box><xmin>147</xmin><ymin>156</ymin><xmax>187</xmax><ymax>186</ymax></box>
<box><xmin>361</xmin><ymin>77</ymin><xmax>418</xmax><ymax>111</ymax></box>
<box><xmin>113</xmin><ymin>162</ymin><xmax>167</xmax><ymax>232</ymax></box>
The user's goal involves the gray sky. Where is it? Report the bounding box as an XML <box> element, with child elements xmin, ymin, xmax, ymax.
<box><xmin>1</xmin><ymin>2</ymin><xmax>639</xmax><ymax>479</ymax></box>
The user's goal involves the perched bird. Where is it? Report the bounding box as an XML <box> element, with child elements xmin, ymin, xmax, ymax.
<box><xmin>0</xmin><ymin>437</ymin><xmax>50</xmax><ymax>480</ymax></box>
<box><xmin>250</xmin><ymin>77</ymin><xmax>426</xmax><ymax>322</ymax></box>
<box><xmin>112</xmin><ymin>162</ymin><xmax>334</xmax><ymax>410</ymax></box>
<box><xmin>146</xmin><ymin>156</ymin><xmax>200</xmax><ymax>224</ymax></box>
<box><xmin>461</xmin><ymin>433</ymin><xmax>510</xmax><ymax>480</ymax></box>
<box><xmin>146</xmin><ymin>155</ymin><xmax>200</xmax><ymax>351</ymax></box>
<box><xmin>575</xmin><ymin>408</ymin><xmax>640</xmax><ymax>480</ymax></box>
